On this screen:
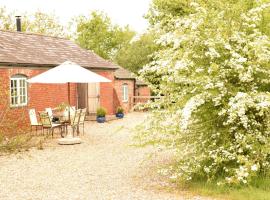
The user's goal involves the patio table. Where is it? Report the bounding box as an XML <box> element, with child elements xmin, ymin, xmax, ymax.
<box><xmin>53</xmin><ymin>112</ymin><xmax>70</xmax><ymax>137</ymax></box>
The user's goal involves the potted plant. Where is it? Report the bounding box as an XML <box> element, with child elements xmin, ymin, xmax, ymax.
<box><xmin>56</xmin><ymin>102</ymin><xmax>69</xmax><ymax>113</ymax></box>
<box><xmin>115</xmin><ymin>107</ymin><xmax>124</xmax><ymax>118</ymax></box>
<box><xmin>96</xmin><ymin>107</ymin><xmax>106</xmax><ymax>123</ymax></box>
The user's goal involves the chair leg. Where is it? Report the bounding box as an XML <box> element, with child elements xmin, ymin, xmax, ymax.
<box><xmin>83</xmin><ymin>123</ymin><xmax>84</xmax><ymax>135</ymax></box>
<box><xmin>77</xmin><ymin>125</ymin><xmax>80</xmax><ymax>136</ymax></box>
<box><xmin>72</xmin><ymin>127</ymin><xmax>75</xmax><ymax>137</ymax></box>
<box><xmin>60</xmin><ymin>126</ymin><xmax>64</xmax><ymax>138</ymax></box>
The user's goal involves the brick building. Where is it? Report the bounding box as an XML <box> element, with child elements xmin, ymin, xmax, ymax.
<box><xmin>114</xmin><ymin>67</ymin><xmax>151</xmax><ymax>112</ymax></box>
<box><xmin>0</xmin><ymin>30</ymin><xmax>150</xmax><ymax>136</ymax></box>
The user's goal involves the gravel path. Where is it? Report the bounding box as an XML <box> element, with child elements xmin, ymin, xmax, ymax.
<box><xmin>0</xmin><ymin>112</ymin><xmax>212</xmax><ymax>200</ymax></box>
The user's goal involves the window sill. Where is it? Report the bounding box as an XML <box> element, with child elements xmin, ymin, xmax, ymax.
<box><xmin>122</xmin><ymin>100</ymin><xmax>128</xmax><ymax>103</ymax></box>
<box><xmin>10</xmin><ymin>104</ymin><xmax>28</xmax><ymax>108</ymax></box>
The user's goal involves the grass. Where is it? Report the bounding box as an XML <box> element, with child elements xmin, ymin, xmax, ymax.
<box><xmin>181</xmin><ymin>178</ymin><xmax>270</xmax><ymax>200</ymax></box>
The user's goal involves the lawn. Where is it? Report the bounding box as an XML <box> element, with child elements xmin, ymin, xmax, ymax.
<box><xmin>183</xmin><ymin>178</ymin><xmax>270</xmax><ymax>200</ymax></box>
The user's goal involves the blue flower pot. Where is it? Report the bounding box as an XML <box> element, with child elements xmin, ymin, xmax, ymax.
<box><xmin>96</xmin><ymin>116</ymin><xmax>106</xmax><ymax>123</ymax></box>
<box><xmin>116</xmin><ymin>113</ymin><xmax>124</xmax><ymax>118</ymax></box>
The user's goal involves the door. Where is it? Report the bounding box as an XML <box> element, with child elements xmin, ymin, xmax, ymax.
<box><xmin>77</xmin><ymin>83</ymin><xmax>88</xmax><ymax>109</ymax></box>
<box><xmin>88</xmin><ymin>83</ymin><xmax>100</xmax><ymax>114</ymax></box>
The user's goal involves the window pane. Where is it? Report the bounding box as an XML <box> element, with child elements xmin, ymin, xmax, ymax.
<box><xmin>23</xmin><ymin>96</ymin><xmax>26</xmax><ymax>103</ymax></box>
<box><xmin>10</xmin><ymin>76</ymin><xmax>27</xmax><ymax>106</ymax></box>
<box><xmin>13</xmin><ymin>97</ymin><xmax>17</xmax><ymax>105</ymax></box>
<box><xmin>122</xmin><ymin>84</ymin><xmax>128</xmax><ymax>102</ymax></box>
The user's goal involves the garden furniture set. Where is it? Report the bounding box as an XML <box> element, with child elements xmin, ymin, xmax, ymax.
<box><xmin>28</xmin><ymin>107</ymin><xmax>87</xmax><ymax>138</ymax></box>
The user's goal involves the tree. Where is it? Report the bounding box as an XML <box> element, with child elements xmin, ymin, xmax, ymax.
<box><xmin>75</xmin><ymin>11</ymin><xmax>135</xmax><ymax>60</ymax></box>
<box><xmin>0</xmin><ymin>7</ymin><xmax>15</xmax><ymax>30</ymax></box>
<box><xmin>138</xmin><ymin>1</ymin><xmax>270</xmax><ymax>185</ymax></box>
<box><xmin>115</xmin><ymin>32</ymin><xmax>158</xmax><ymax>74</ymax></box>
<box><xmin>0</xmin><ymin>7</ymin><xmax>66</xmax><ymax>37</ymax></box>
<box><xmin>23</xmin><ymin>12</ymin><xmax>65</xmax><ymax>37</ymax></box>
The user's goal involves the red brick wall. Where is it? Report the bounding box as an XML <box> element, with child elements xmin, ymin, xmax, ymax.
<box><xmin>0</xmin><ymin>67</ymin><xmax>77</xmax><ymax>137</ymax></box>
<box><xmin>136</xmin><ymin>85</ymin><xmax>151</xmax><ymax>96</ymax></box>
<box><xmin>94</xmin><ymin>70</ymin><xmax>115</xmax><ymax>115</ymax></box>
<box><xmin>114</xmin><ymin>79</ymin><xmax>135</xmax><ymax>113</ymax></box>
<box><xmin>135</xmin><ymin>85</ymin><xmax>151</xmax><ymax>104</ymax></box>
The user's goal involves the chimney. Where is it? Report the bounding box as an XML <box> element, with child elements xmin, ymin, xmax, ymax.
<box><xmin>15</xmin><ymin>16</ymin><xmax>21</xmax><ymax>32</ymax></box>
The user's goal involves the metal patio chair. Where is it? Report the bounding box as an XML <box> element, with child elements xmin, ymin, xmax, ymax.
<box><xmin>28</xmin><ymin>109</ymin><xmax>42</xmax><ymax>135</ymax></box>
<box><xmin>68</xmin><ymin>109</ymin><xmax>81</xmax><ymax>136</ymax></box>
<box><xmin>39</xmin><ymin>111</ymin><xmax>63</xmax><ymax>138</ymax></box>
<box><xmin>78</xmin><ymin>108</ymin><xmax>87</xmax><ymax>135</ymax></box>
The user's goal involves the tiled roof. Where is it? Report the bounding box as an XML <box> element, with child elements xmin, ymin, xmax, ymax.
<box><xmin>114</xmin><ymin>66</ymin><xmax>148</xmax><ymax>86</ymax></box>
<box><xmin>114</xmin><ymin>66</ymin><xmax>135</xmax><ymax>79</ymax></box>
<box><xmin>0</xmin><ymin>30</ymin><xmax>118</xmax><ymax>69</ymax></box>
<box><xmin>136</xmin><ymin>79</ymin><xmax>148</xmax><ymax>86</ymax></box>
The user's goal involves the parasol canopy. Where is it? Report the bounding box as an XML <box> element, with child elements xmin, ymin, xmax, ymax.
<box><xmin>27</xmin><ymin>61</ymin><xmax>111</xmax><ymax>84</ymax></box>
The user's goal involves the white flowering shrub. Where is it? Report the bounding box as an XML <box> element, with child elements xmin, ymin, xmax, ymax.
<box><xmin>137</xmin><ymin>1</ymin><xmax>270</xmax><ymax>185</ymax></box>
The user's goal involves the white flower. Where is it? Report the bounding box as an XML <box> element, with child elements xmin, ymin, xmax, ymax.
<box><xmin>251</xmin><ymin>164</ymin><xmax>258</xmax><ymax>171</ymax></box>
<box><xmin>224</xmin><ymin>44</ymin><xmax>232</xmax><ymax>50</ymax></box>
<box><xmin>170</xmin><ymin>174</ymin><xmax>177</xmax><ymax>179</ymax></box>
<box><xmin>181</xmin><ymin>94</ymin><xmax>205</xmax><ymax>130</ymax></box>
<box><xmin>205</xmin><ymin>47</ymin><xmax>221</xmax><ymax>59</ymax></box>
<box><xmin>238</xmin><ymin>57</ymin><xmax>247</xmax><ymax>63</ymax></box>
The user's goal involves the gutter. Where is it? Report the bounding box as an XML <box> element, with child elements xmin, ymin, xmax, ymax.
<box><xmin>0</xmin><ymin>62</ymin><xmax>118</xmax><ymax>71</ymax></box>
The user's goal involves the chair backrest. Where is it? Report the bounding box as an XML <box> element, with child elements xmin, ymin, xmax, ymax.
<box><xmin>39</xmin><ymin>111</ymin><xmax>52</xmax><ymax>128</ymax></box>
<box><xmin>45</xmin><ymin>108</ymin><xmax>53</xmax><ymax>119</ymax></box>
<box><xmin>70</xmin><ymin>106</ymin><xmax>76</xmax><ymax>117</ymax></box>
<box><xmin>71</xmin><ymin>109</ymin><xmax>81</xmax><ymax>126</ymax></box>
<box><xmin>79</xmin><ymin>108</ymin><xmax>87</xmax><ymax>123</ymax></box>
<box><xmin>29</xmin><ymin>109</ymin><xmax>38</xmax><ymax>125</ymax></box>
<box><xmin>62</xmin><ymin>107</ymin><xmax>69</xmax><ymax>121</ymax></box>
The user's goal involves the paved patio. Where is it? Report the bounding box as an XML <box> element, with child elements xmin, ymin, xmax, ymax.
<box><xmin>0</xmin><ymin>112</ymin><xmax>210</xmax><ymax>200</ymax></box>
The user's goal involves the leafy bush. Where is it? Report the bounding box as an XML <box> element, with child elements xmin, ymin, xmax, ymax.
<box><xmin>0</xmin><ymin>134</ymin><xmax>32</xmax><ymax>154</ymax></box>
<box><xmin>0</xmin><ymin>133</ymin><xmax>48</xmax><ymax>154</ymax></box>
<box><xmin>137</xmin><ymin>1</ymin><xmax>270</xmax><ymax>185</ymax></box>
<box><xmin>56</xmin><ymin>102</ymin><xmax>69</xmax><ymax>112</ymax></box>
<box><xmin>116</xmin><ymin>107</ymin><xmax>124</xmax><ymax>114</ymax></box>
<box><xmin>96</xmin><ymin>107</ymin><xmax>107</xmax><ymax>117</ymax></box>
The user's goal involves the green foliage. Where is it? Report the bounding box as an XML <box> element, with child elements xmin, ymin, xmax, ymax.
<box><xmin>116</xmin><ymin>107</ymin><xmax>124</xmax><ymax>114</ymax></box>
<box><xmin>115</xmin><ymin>32</ymin><xmax>158</xmax><ymax>74</ymax></box>
<box><xmin>0</xmin><ymin>7</ymin><xmax>14</xmax><ymax>30</ymax></box>
<box><xmin>23</xmin><ymin>12</ymin><xmax>66</xmax><ymax>37</ymax></box>
<box><xmin>138</xmin><ymin>0</ymin><xmax>270</xmax><ymax>186</ymax></box>
<box><xmin>96</xmin><ymin>107</ymin><xmax>107</xmax><ymax>117</ymax></box>
<box><xmin>0</xmin><ymin>7</ymin><xmax>66</xmax><ymax>37</ymax></box>
<box><xmin>146</xmin><ymin>0</ymin><xmax>192</xmax><ymax>27</ymax></box>
<box><xmin>56</xmin><ymin>102</ymin><xmax>69</xmax><ymax>112</ymax></box>
<box><xmin>75</xmin><ymin>11</ymin><xmax>135</xmax><ymax>60</ymax></box>
<box><xmin>0</xmin><ymin>134</ymin><xmax>32</xmax><ymax>154</ymax></box>
<box><xmin>184</xmin><ymin>177</ymin><xmax>270</xmax><ymax>200</ymax></box>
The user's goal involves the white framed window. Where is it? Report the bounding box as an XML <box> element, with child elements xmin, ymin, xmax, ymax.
<box><xmin>122</xmin><ymin>84</ymin><xmax>129</xmax><ymax>102</ymax></box>
<box><xmin>10</xmin><ymin>74</ymin><xmax>28</xmax><ymax>107</ymax></box>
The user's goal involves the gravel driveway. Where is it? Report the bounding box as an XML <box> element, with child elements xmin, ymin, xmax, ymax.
<box><xmin>0</xmin><ymin>112</ymin><xmax>211</xmax><ymax>200</ymax></box>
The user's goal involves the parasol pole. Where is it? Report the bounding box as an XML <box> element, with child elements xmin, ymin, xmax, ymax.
<box><xmin>68</xmin><ymin>82</ymin><xmax>71</xmax><ymax>122</ymax></box>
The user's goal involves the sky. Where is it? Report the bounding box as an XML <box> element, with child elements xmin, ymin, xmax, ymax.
<box><xmin>0</xmin><ymin>0</ymin><xmax>152</xmax><ymax>32</ymax></box>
